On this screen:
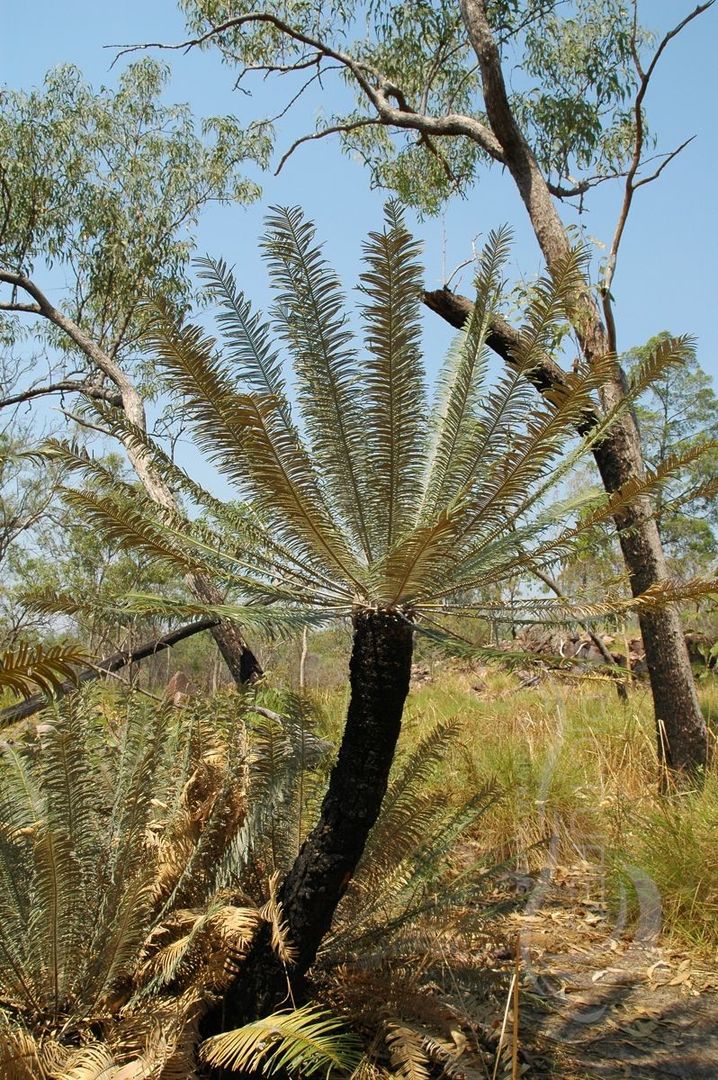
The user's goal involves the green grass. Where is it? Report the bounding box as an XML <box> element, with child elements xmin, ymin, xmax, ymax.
<box><xmin>302</xmin><ymin>660</ymin><xmax>718</xmax><ymax>956</ymax></box>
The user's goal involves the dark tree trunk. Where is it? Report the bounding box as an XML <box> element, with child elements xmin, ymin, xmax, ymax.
<box><xmin>423</xmin><ymin>286</ymin><xmax>708</xmax><ymax>778</ymax></box>
<box><xmin>205</xmin><ymin>608</ymin><xmax>414</xmax><ymax>1033</ymax></box>
<box><xmin>189</xmin><ymin>574</ymin><xmax>263</xmax><ymax>685</ymax></box>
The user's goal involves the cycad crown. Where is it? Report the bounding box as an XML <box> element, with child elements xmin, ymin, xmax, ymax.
<box><xmin>42</xmin><ymin>203</ymin><xmax>705</xmax><ymax>641</ymax></box>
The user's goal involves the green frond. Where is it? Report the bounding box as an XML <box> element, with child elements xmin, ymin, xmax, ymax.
<box><xmin>262</xmin><ymin>206</ymin><xmax>373</xmax><ymax>561</ymax></box>
<box><xmin>0</xmin><ymin>838</ymin><xmax>38</xmax><ymax>1006</ymax></box>
<box><xmin>358</xmin><ymin>718</ymin><xmax>461</xmax><ymax>874</ymax></box>
<box><xmin>627</xmin><ymin>333</ymin><xmax>696</xmax><ymax>398</ymax></box>
<box><xmin>23</xmin><ymin>588</ymin><xmax>345</xmax><ymax>641</ymax></box>
<box><xmin>141</xmin><ymin>297</ymin><xmax>364</xmax><ymax>589</ymax></box>
<box><xmin>359</xmin><ymin>201</ymin><xmax>428</xmax><ymax>551</ymax></box>
<box><xmin>516</xmin><ymin>245</ymin><xmax>588</xmax><ymax>368</ymax></box>
<box><xmin>40</xmin><ymin>438</ymin><xmax>139</xmax><ymax>498</ymax></box>
<box><xmin>230</xmin><ymin>693</ymin><xmax>332</xmax><ymax>886</ymax></box>
<box><xmin>452</xmin><ymin>351</ymin><xmax>616</xmax><ymax>542</ymax></box>
<box><xmin>378</xmin><ymin>349</ymin><xmax>608</xmax><ymax>604</ymax></box>
<box><xmin>195</xmin><ymin>253</ymin><xmax>367</xmax><ymax>595</ymax></box>
<box><xmin>27</xmin><ymin>825</ymin><xmax>81</xmax><ymax>1013</ymax></box>
<box><xmin>83</xmin><ymin>873</ymin><xmax>156</xmax><ymax>1011</ymax></box>
<box><xmin>0</xmin><ymin>640</ymin><xmax>87</xmax><ymax>701</ymax></box>
<box><xmin>199</xmin><ymin>1004</ymin><xmax>363</xmax><ymax>1076</ymax></box>
<box><xmin>421</xmin><ymin>226</ymin><xmax>512</xmax><ymax>518</ymax></box>
<box><xmin>60</xmin><ymin>488</ymin><xmax>204</xmax><ymax>576</ymax></box>
<box><xmin>97</xmin><ymin>415</ymin><xmax>352</xmax><ymax>599</ymax></box>
<box><xmin>198</xmin><ymin>254</ymin><xmax>291</xmax><ymax>413</ymax></box>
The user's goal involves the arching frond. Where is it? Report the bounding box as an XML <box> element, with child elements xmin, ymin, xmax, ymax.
<box><xmin>51</xmin><ymin>207</ymin><xmax>702</xmax><ymax>691</ymax></box>
<box><xmin>421</xmin><ymin>226</ymin><xmax>512</xmax><ymax>517</ymax></box>
<box><xmin>197</xmin><ymin>255</ymin><xmax>291</xmax><ymax>413</ymax></box>
<box><xmin>199</xmin><ymin>1004</ymin><xmax>363</xmax><ymax>1076</ymax></box>
<box><xmin>439</xmin><ymin>440</ymin><xmax>718</xmax><ymax>600</ymax></box>
<box><xmin>627</xmin><ymin>333</ymin><xmax>696</xmax><ymax>399</ymax></box>
<box><xmin>142</xmin><ymin>298</ymin><xmax>364</xmax><ymax>589</ymax></box>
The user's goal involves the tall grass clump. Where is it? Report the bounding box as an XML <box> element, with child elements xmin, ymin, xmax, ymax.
<box><xmin>624</xmin><ymin>773</ymin><xmax>718</xmax><ymax>951</ymax></box>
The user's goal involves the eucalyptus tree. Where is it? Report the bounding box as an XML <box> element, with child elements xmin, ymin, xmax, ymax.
<box><xmin>0</xmin><ymin>58</ymin><xmax>268</xmax><ymax>682</ymax></box>
<box><xmin>42</xmin><ymin>207</ymin><xmax>713</xmax><ymax>1021</ymax></box>
<box><xmin>165</xmin><ymin>0</ymin><xmax>714</xmax><ymax>769</ymax></box>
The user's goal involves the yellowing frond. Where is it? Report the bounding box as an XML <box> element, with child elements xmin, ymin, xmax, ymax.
<box><xmin>0</xmin><ymin>641</ymin><xmax>87</xmax><ymax>700</ymax></box>
<box><xmin>199</xmin><ymin>1004</ymin><xmax>362</xmax><ymax>1076</ymax></box>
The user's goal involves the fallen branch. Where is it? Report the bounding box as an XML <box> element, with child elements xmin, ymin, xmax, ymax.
<box><xmin>0</xmin><ymin>617</ymin><xmax>220</xmax><ymax>727</ymax></box>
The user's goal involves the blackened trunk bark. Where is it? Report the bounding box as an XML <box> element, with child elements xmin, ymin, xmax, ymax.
<box><xmin>206</xmin><ymin>609</ymin><xmax>413</xmax><ymax>1032</ymax></box>
<box><xmin>423</xmin><ymin>286</ymin><xmax>708</xmax><ymax>777</ymax></box>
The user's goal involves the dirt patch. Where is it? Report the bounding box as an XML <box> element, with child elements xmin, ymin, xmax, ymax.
<box><xmin>491</xmin><ymin>864</ymin><xmax>718</xmax><ymax>1079</ymax></box>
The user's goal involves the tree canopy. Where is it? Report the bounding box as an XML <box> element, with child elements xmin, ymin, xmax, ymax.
<box><xmin>177</xmin><ymin>0</ymin><xmax>663</xmax><ymax>215</ymax></box>
<box><xmin>0</xmin><ymin>57</ymin><xmax>268</xmax><ymax>392</ymax></box>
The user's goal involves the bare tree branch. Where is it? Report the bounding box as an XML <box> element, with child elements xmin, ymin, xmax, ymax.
<box><xmin>0</xmin><ymin>380</ymin><xmax>122</xmax><ymax>411</ymax></box>
<box><xmin>0</xmin><ymin>617</ymin><xmax>220</xmax><ymax>727</ymax></box>
<box><xmin>275</xmin><ymin>118</ymin><xmax>384</xmax><ymax>175</ymax></box>
<box><xmin>601</xmin><ymin>2</ymin><xmax>714</xmax><ymax>347</ymax></box>
<box><xmin>422</xmin><ymin>285</ymin><xmax>599</xmax><ymax>435</ymax></box>
<box><xmin>111</xmin><ymin>12</ymin><xmax>507</xmax><ymax>164</ymax></box>
<box><xmin>633</xmin><ymin>137</ymin><xmax>695</xmax><ymax>190</ymax></box>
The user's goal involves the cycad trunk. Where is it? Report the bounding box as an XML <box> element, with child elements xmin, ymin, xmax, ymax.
<box><xmin>207</xmin><ymin>609</ymin><xmax>413</xmax><ymax>1032</ymax></box>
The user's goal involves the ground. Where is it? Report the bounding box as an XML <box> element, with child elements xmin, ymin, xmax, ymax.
<box><xmin>492</xmin><ymin>862</ymin><xmax>718</xmax><ymax>1079</ymax></box>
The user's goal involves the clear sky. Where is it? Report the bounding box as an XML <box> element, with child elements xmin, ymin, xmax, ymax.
<box><xmin>2</xmin><ymin>0</ymin><xmax>717</xmax><ymax>384</ymax></box>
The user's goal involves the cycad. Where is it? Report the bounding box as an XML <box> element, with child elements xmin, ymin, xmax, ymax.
<box><xmin>0</xmin><ymin>688</ymin><xmax>260</xmax><ymax>1078</ymax></box>
<box><xmin>39</xmin><ymin>204</ymin><xmax>712</xmax><ymax>1023</ymax></box>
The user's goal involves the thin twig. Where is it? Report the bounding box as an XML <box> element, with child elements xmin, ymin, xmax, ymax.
<box><xmin>602</xmin><ymin>1</ymin><xmax>714</xmax><ymax>328</ymax></box>
<box><xmin>491</xmin><ymin>972</ymin><xmax>516</xmax><ymax>1080</ymax></box>
<box><xmin>275</xmin><ymin>118</ymin><xmax>383</xmax><ymax>175</ymax></box>
<box><xmin>512</xmin><ymin>935</ymin><xmax>520</xmax><ymax>1080</ymax></box>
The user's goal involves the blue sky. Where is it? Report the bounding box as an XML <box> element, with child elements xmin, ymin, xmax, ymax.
<box><xmin>3</xmin><ymin>0</ymin><xmax>717</xmax><ymax>384</ymax></box>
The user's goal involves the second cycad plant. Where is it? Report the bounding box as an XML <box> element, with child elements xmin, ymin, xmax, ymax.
<box><xmin>52</xmin><ymin>203</ymin><xmax>693</xmax><ymax>1022</ymax></box>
